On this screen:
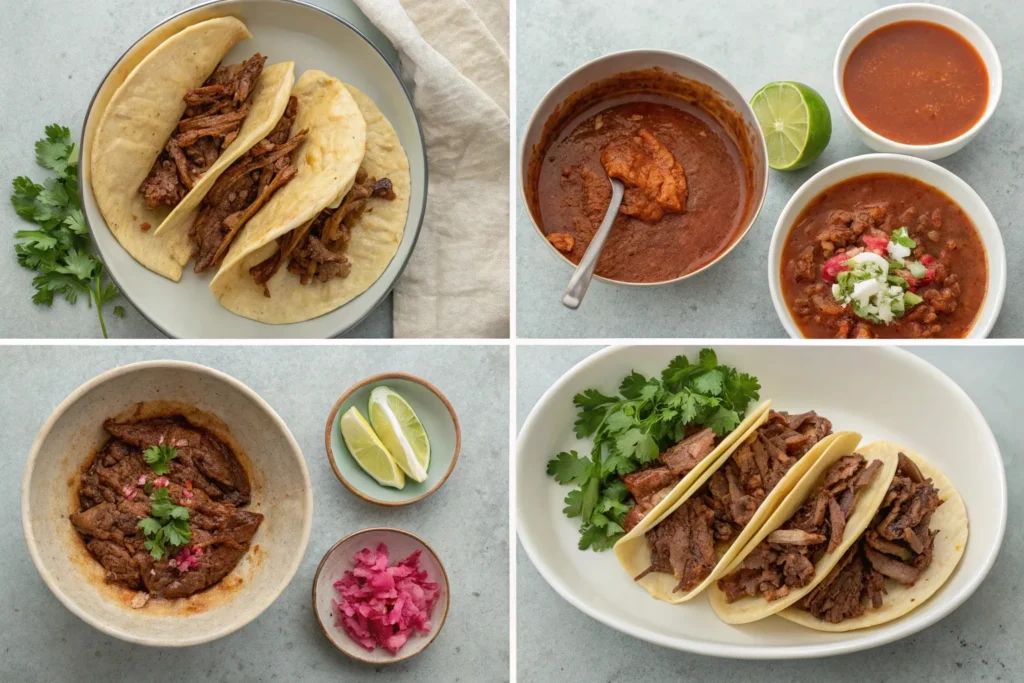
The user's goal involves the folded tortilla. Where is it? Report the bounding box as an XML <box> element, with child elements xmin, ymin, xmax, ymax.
<box><xmin>91</xmin><ymin>16</ymin><xmax>296</xmax><ymax>281</ymax></box>
<box><xmin>210</xmin><ymin>80</ymin><xmax>410</xmax><ymax>323</ymax></box>
<box><xmin>707</xmin><ymin>436</ymin><xmax>900</xmax><ymax>624</ymax></box>
<box><xmin>777</xmin><ymin>444</ymin><xmax>968</xmax><ymax>631</ymax></box>
<box><xmin>614</xmin><ymin>413</ymin><xmax>841</xmax><ymax>604</ymax></box>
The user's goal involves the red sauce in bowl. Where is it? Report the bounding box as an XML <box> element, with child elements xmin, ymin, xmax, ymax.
<box><xmin>843</xmin><ymin>21</ymin><xmax>989</xmax><ymax>145</ymax></box>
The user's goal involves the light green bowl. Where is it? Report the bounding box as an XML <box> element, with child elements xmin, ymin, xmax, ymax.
<box><xmin>325</xmin><ymin>373</ymin><xmax>461</xmax><ymax>505</ymax></box>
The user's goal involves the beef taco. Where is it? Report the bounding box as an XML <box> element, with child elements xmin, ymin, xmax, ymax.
<box><xmin>777</xmin><ymin>445</ymin><xmax>967</xmax><ymax>631</ymax></box>
<box><xmin>615</xmin><ymin>409</ymin><xmax>839</xmax><ymax>603</ymax></box>
<box><xmin>91</xmin><ymin>16</ymin><xmax>296</xmax><ymax>281</ymax></box>
<box><xmin>708</xmin><ymin>436</ymin><xmax>900</xmax><ymax>624</ymax></box>
<box><xmin>209</xmin><ymin>81</ymin><xmax>410</xmax><ymax>324</ymax></box>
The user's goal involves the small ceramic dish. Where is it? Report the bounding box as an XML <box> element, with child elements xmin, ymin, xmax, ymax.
<box><xmin>767</xmin><ymin>153</ymin><xmax>1005</xmax><ymax>339</ymax></box>
<box><xmin>325</xmin><ymin>373</ymin><xmax>460</xmax><ymax>506</ymax></box>
<box><xmin>833</xmin><ymin>3</ymin><xmax>1002</xmax><ymax>160</ymax></box>
<box><xmin>21</xmin><ymin>360</ymin><xmax>312</xmax><ymax>646</ymax></box>
<box><xmin>312</xmin><ymin>527</ymin><xmax>450</xmax><ymax>663</ymax></box>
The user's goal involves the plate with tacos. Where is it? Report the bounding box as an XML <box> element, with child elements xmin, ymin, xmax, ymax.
<box><xmin>516</xmin><ymin>346</ymin><xmax>1005</xmax><ymax>658</ymax></box>
<box><xmin>80</xmin><ymin>0</ymin><xmax>426</xmax><ymax>337</ymax></box>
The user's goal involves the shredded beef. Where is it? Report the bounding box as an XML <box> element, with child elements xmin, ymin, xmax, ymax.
<box><xmin>799</xmin><ymin>541</ymin><xmax>886</xmax><ymax>623</ymax></box>
<box><xmin>139</xmin><ymin>54</ymin><xmax>266</xmax><ymax>212</ymax></box>
<box><xmin>635</xmin><ymin>497</ymin><xmax>716</xmax><ymax>593</ymax></box>
<box><xmin>248</xmin><ymin>166</ymin><xmax>398</xmax><ymax>296</ymax></box>
<box><xmin>716</xmin><ymin>454</ymin><xmax>883</xmax><ymax>603</ymax></box>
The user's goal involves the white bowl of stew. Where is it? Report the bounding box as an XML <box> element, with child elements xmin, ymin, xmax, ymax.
<box><xmin>834</xmin><ymin>4</ymin><xmax>1002</xmax><ymax>160</ymax></box>
<box><xmin>768</xmin><ymin>154</ymin><xmax>1005</xmax><ymax>339</ymax></box>
<box><xmin>520</xmin><ymin>49</ymin><xmax>768</xmax><ymax>287</ymax></box>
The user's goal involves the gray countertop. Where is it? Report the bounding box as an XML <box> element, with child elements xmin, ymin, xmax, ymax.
<box><xmin>515</xmin><ymin>0</ymin><xmax>1024</xmax><ymax>338</ymax></box>
<box><xmin>516</xmin><ymin>345</ymin><xmax>1021</xmax><ymax>681</ymax></box>
<box><xmin>0</xmin><ymin>0</ymin><xmax>394</xmax><ymax>338</ymax></box>
<box><xmin>0</xmin><ymin>345</ymin><xmax>509</xmax><ymax>682</ymax></box>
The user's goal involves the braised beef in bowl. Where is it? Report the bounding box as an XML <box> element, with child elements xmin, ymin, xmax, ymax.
<box><xmin>769</xmin><ymin>154</ymin><xmax>1004</xmax><ymax>339</ymax></box>
<box><xmin>22</xmin><ymin>361</ymin><xmax>312</xmax><ymax>646</ymax></box>
<box><xmin>521</xmin><ymin>50</ymin><xmax>768</xmax><ymax>286</ymax></box>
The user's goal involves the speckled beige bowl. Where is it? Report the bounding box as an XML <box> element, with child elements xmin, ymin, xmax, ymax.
<box><xmin>21</xmin><ymin>360</ymin><xmax>313</xmax><ymax>646</ymax></box>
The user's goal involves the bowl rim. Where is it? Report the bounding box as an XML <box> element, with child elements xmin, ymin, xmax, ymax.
<box><xmin>20</xmin><ymin>359</ymin><xmax>313</xmax><ymax>647</ymax></box>
<box><xmin>324</xmin><ymin>372</ymin><xmax>461</xmax><ymax>506</ymax></box>
<box><xmin>311</xmin><ymin>526</ymin><xmax>451</xmax><ymax>664</ymax></box>
<box><xmin>79</xmin><ymin>0</ymin><xmax>429</xmax><ymax>339</ymax></box>
<box><xmin>766</xmin><ymin>153</ymin><xmax>1006</xmax><ymax>339</ymax></box>
<box><xmin>515</xmin><ymin>344</ymin><xmax>1007</xmax><ymax>659</ymax></box>
<box><xmin>518</xmin><ymin>48</ymin><xmax>770</xmax><ymax>287</ymax></box>
<box><xmin>832</xmin><ymin>2</ymin><xmax>1003</xmax><ymax>154</ymax></box>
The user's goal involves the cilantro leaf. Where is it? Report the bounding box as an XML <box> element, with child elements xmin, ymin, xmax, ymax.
<box><xmin>546</xmin><ymin>450</ymin><xmax>590</xmax><ymax>485</ymax></box>
<box><xmin>144</xmin><ymin>444</ymin><xmax>179</xmax><ymax>476</ymax></box>
<box><xmin>11</xmin><ymin>124</ymin><xmax>121</xmax><ymax>337</ymax></box>
<box><xmin>138</xmin><ymin>486</ymin><xmax>192</xmax><ymax>560</ymax></box>
<box><xmin>692</xmin><ymin>368</ymin><xmax>724</xmax><ymax>396</ymax></box>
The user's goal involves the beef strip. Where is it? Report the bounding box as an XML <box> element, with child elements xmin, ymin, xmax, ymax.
<box><xmin>716</xmin><ymin>454</ymin><xmax>883</xmax><ymax>604</ymax></box>
<box><xmin>71</xmin><ymin>416</ymin><xmax>263</xmax><ymax>599</ymax></box>
<box><xmin>798</xmin><ymin>541</ymin><xmax>886</xmax><ymax>623</ymax></box>
<box><xmin>635</xmin><ymin>497</ymin><xmax>716</xmax><ymax>593</ymax></box>
<box><xmin>621</xmin><ymin>428</ymin><xmax>718</xmax><ymax>532</ymax></box>
<box><xmin>248</xmin><ymin>166</ymin><xmax>398</xmax><ymax>295</ymax></box>
<box><xmin>138</xmin><ymin>54</ymin><xmax>266</xmax><ymax>211</ymax></box>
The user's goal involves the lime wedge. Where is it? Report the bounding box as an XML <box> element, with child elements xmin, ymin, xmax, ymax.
<box><xmin>368</xmin><ymin>387</ymin><xmax>430</xmax><ymax>483</ymax></box>
<box><xmin>750</xmin><ymin>81</ymin><xmax>832</xmax><ymax>171</ymax></box>
<box><xmin>340</xmin><ymin>406</ymin><xmax>405</xmax><ymax>489</ymax></box>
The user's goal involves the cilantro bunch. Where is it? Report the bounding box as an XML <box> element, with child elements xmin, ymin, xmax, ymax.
<box><xmin>11</xmin><ymin>124</ymin><xmax>122</xmax><ymax>337</ymax></box>
<box><xmin>546</xmin><ymin>349</ymin><xmax>760</xmax><ymax>551</ymax></box>
<box><xmin>138</xmin><ymin>487</ymin><xmax>191</xmax><ymax>561</ymax></box>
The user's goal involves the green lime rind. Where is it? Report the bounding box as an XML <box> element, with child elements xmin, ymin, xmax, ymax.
<box><xmin>751</xmin><ymin>81</ymin><xmax>832</xmax><ymax>171</ymax></box>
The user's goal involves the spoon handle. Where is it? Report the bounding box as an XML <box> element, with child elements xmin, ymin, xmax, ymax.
<box><xmin>562</xmin><ymin>178</ymin><xmax>625</xmax><ymax>309</ymax></box>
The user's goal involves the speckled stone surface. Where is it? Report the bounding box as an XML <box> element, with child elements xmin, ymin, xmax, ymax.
<box><xmin>0</xmin><ymin>0</ymin><xmax>394</xmax><ymax>338</ymax></box>
<box><xmin>516</xmin><ymin>345</ymin><xmax>1021</xmax><ymax>681</ymax></box>
<box><xmin>516</xmin><ymin>0</ymin><xmax>1024</xmax><ymax>338</ymax></box>
<box><xmin>0</xmin><ymin>345</ymin><xmax>509</xmax><ymax>682</ymax></box>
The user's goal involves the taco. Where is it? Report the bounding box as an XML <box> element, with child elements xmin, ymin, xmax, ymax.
<box><xmin>708</xmin><ymin>437</ymin><xmax>899</xmax><ymax>624</ymax></box>
<box><xmin>777</xmin><ymin>445</ymin><xmax>967</xmax><ymax>631</ymax></box>
<box><xmin>615</xmin><ymin>409</ymin><xmax>839</xmax><ymax>603</ymax></box>
<box><xmin>209</xmin><ymin>81</ymin><xmax>410</xmax><ymax>324</ymax></box>
<box><xmin>91</xmin><ymin>16</ymin><xmax>296</xmax><ymax>281</ymax></box>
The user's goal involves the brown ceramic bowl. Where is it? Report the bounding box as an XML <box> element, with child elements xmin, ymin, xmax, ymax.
<box><xmin>324</xmin><ymin>372</ymin><xmax>461</xmax><ymax>506</ymax></box>
<box><xmin>312</xmin><ymin>527</ymin><xmax>450</xmax><ymax>663</ymax></box>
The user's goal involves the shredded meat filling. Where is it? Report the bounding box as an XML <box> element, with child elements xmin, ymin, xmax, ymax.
<box><xmin>139</xmin><ymin>54</ymin><xmax>267</xmax><ymax>212</ymax></box>
<box><xmin>716</xmin><ymin>454</ymin><xmax>884</xmax><ymax>604</ymax></box>
<box><xmin>601</xmin><ymin>128</ymin><xmax>688</xmax><ymax>222</ymax></box>
<box><xmin>798</xmin><ymin>453</ymin><xmax>942</xmax><ymax>622</ymax></box>
<box><xmin>188</xmin><ymin>97</ymin><xmax>306</xmax><ymax>273</ymax></box>
<box><xmin>248</xmin><ymin>167</ymin><xmax>398</xmax><ymax>296</ymax></box>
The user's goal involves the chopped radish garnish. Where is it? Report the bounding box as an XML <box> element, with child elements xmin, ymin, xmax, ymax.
<box><xmin>153</xmin><ymin>476</ymin><xmax>170</xmax><ymax>488</ymax></box>
<box><xmin>121</xmin><ymin>484</ymin><xmax>137</xmax><ymax>500</ymax></box>
<box><xmin>821</xmin><ymin>252</ymin><xmax>852</xmax><ymax>283</ymax></box>
<box><xmin>861</xmin><ymin>233</ymin><xmax>889</xmax><ymax>254</ymax></box>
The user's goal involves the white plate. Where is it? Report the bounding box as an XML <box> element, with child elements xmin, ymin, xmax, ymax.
<box><xmin>767</xmin><ymin>154</ymin><xmax>1006</xmax><ymax>339</ymax></box>
<box><xmin>80</xmin><ymin>0</ymin><xmax>427</xmax><ymax>338</ymax></box>
<box><xmin>516</xmin><ymin>345</ymin><xmax>1006</xmax><ymax>659</ymax></box>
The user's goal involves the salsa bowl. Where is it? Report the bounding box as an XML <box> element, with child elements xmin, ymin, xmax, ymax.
<box><xmin>520</xmin><ymin>49</ymin><xmax>768</xmax><ymax>288</ymax></box>
<box><xmin>768</xmin><ymin>154</ymin><xmax>1005</xmax><ymax>339</ymax></box>
<box><xmin>21</xmin><ymin>360</ymin><xmax>313</xmax><ymax>646</ymax></box>
<box><xmin>834</xmin><ymin>3</ymin><xmax>1002</xmax><ymax>160</ymax></box>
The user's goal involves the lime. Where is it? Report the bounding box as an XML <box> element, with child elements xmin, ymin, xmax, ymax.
<box><xmin>750</xmin><ymin>81</ymin><xmax>832</xmax><ymax>171</ymax></box>
<box><xmin>340</xmin><ymin>406</ymin><xmax>405</xmax><ymax>489</ymax></box>
<box><xmin>368</xmin><ymin>386</ymin><xmax>430</xmax><ymax>483</ymax></box>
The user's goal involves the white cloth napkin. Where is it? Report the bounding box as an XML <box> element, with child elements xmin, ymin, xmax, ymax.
<box><xmin>352</xmin><ymin>0</ymin><xmax>510</xmax><ymax>338</ymax></box>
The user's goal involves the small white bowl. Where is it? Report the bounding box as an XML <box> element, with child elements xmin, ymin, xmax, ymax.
<box><xmin>312</xmin><ymin>528</ymin><xmax>450</xmax><ymax>664</ymax></box>
<box><xmin>21</xmin><ymin>360</ymin><xmax>313</xmax><ymax>646</ymax></box>
<box><xmin>767</xmin><ymin>153</ymin><xmax>1005</xmax><ymax>339</ymax></box>
<box><xmin>519</xmin><ymin>49</ymin><xmax>769</xmax><ymax>287</ymax></box>
<box><xmin>834</xmin><ymin>3</ymin><xmax>1002</xmax><ymax>160</ymax></box>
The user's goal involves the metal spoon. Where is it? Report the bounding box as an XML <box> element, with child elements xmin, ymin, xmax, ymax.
<box><xmin>562</xmin><ymin>177</ymin><xmax>624</xmax><ymax>309</ymax></box>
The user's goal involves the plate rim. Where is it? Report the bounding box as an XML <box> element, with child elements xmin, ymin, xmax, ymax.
<box><xmin>515</xmin><ymin>345</ymin><xmax>1007</xmax><ymax>659</ymax></box>
<box><xmin>79</xmin><ymin>0</ymin><xmax>429</xmax><ymax>338</ymax></box>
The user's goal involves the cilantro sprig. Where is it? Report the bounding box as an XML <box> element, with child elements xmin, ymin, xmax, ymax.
<box><xmin>143</xmin><ymin>444</ymin><xmax>179</xmax><ymax>476</ymax></box>
<box><xmin>137</xmin><ymin>487</ymin><xmax>191</xmax><ymax>561</ymax></box>
<box><xmin>11</xmin><ymin>124</ymin><xmax>123</xmax><ymax>337</ymax></box>
<box><xmin>546</xmin><ymin>349</ymin><xmax>760</xmax><ymax>551</ymax></box>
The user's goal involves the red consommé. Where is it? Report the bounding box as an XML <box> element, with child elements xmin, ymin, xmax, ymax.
<box><xmin>844</xmin><ymin>21</ymin><xmax>988</xmax><ymax>145</ymax></box>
